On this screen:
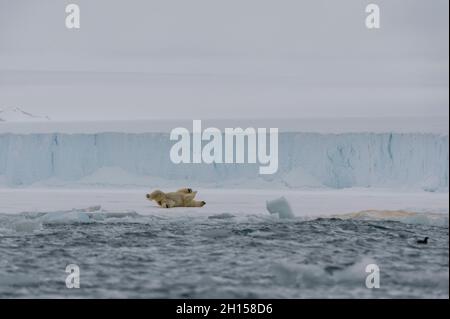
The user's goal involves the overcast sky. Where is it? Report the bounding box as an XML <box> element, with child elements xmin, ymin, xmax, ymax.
<box><xmin>0</xmin><ymin>0</ymin><xmax>448</xmax><ymax>121</ymax></box>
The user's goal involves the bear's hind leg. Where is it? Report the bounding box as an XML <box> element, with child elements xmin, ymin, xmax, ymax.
<box><xmin>186</xmin><ymin>200</ymin><xmax>206</xmax><ymax>207</ymax></box>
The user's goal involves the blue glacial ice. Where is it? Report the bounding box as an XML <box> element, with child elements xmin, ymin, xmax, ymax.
<box><xmin>0</xmin><ymin>132</ymin><xmax>447</xmax><ymax>190</ymax></box>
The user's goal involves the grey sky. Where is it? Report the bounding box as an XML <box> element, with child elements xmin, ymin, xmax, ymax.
<box><xmin>0</xmin><ymin>0</ymin><xmax>448</xmax><ymax>120</ymax></box>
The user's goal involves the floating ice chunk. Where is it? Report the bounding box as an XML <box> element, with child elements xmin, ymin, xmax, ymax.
<box><xmin>88</xmin><ymin>211</ymin><xmax>140</xmax><ymax>220</ymax></box>
<box><xmin>272</xmin><ymin>261</ymin><xmax>328</xmax><ymax>287</ymax></box>
<box><xmin>266</xmin><ymin>197</ymin><xmax>294</xmax><ymax>219</ymax></box>
<box><xmin>26</xmin><ymin>206</ymin><xmax>101</xmax><ymax>224</ymax></box>
<box><xmin>0</xmin><ymin>273</ymin><xmax>38</xmax><ymax>287</ymax></box>
<box><xmin>0</xmin><ymin>217</ymin><xmax>42</xmax><ymax>235</ymax></box>
<box><xmin>13</xmin><ymin>220</ymin><xmax>42</xmax><ymax>233</ymax></box>
<box><xmin>337</xmin><ymin>210</ymin><xmax>449</xmax><ymax>227</ymax></box>
<box><xmin>22</xmin><ymin>206</ymin><xmax>101</xmax><ymax>217</ymax></box>
<box><xmin>73</xmin><ymin>205</ymin><xmax>101</xmax><ymax>213</ymax></box>
<box><xmin>201</xmin><ymin>228</ymin><xmax>231</xmax><ymax>238</ymax></box>
<box><xmin>208</xmin><ymin>213</ymin><xmax>235</xmax><ymax>219</ymax></box>
<box><xmin>271</xmin><ymin>262</ymin><xmax>300</xmax><ymax>286</ymax></box>
<box><xmin>333</xmin><ymin>257</ymin><xmax>377</xmax><ymax>284</ymax></box>
<box><xmin>40</xmin><ymin>211</ymin><xmax>91</xmax><ymax>224</ymax></box>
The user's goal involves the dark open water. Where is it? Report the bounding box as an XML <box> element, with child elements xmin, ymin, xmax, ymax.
<box><xmin>0</xmin><ymin>212</ymin><xmax>448</xmax><ymax>298</ymax></box>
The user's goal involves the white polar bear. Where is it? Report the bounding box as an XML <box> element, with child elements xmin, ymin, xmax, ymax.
<box><xmin>146</xmin><ymin>188</ymin><xmax>206</xmax><ymax>208</ymax></box>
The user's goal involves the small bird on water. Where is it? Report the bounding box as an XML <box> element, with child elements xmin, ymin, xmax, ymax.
<box><xmin>417</xmin><ymin>237</ymin><xmax>429</xmax><ymax>244</ymax></box>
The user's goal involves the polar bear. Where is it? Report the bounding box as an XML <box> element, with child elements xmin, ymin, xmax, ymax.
<box><xmin>146</xmin><ymin>188</ymin><xmax>206</xmax><ymax>208</ymax></box>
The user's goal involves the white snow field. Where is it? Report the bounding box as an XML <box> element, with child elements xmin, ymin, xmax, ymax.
<box><xmin>0</xmin><ymin>188</ymin><xmax>448</xmax><ymax>224</ymax></box>
<box><xmin>0</xmin><ymin>187</ymin><xmax>448</xmax><ymax>231</ymax></box>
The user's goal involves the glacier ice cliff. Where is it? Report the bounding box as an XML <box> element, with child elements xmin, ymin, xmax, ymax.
<box><xmin>0</xmin><ymin>132</ymin><xmax>448</xmax><ymax>190</ymax></box>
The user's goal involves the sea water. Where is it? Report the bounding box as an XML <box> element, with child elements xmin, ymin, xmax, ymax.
<box><xmin>0</xmin><ymin>212</ymin><xmax>448</xmax><ymax>298</ymax></box>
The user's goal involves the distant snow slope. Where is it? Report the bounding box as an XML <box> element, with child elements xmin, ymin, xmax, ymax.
<box><xmin>0</xmin><ymin>107</ymin><xmax>50</xmax><ymax>122</ymax></box>
<box><xmin>0</xmin><ymin>132</ymin><xmax>447</xmax><ymax>191</ymax></box>
<box><xmin>0</xmin><ymin>117</ymin><xmax>448</xmax><ymax>134</ymax></box>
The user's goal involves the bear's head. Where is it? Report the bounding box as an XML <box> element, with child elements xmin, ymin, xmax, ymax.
<box><xmin>146</xmin><ymin>190</ymin><xmax>165</xmax><ymax>202</ymax></box>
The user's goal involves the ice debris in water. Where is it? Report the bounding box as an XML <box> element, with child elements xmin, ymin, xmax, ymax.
<box><xmin>13</xmin><ymin>220</ymin><xmax>42</xmax><ymax>233</ymax></box>
<box><xmin>0</xmin><ymin>218</ymin><xmax>42</xmax><ymax>234</ymax></box>
<box><xmin>266</xmin><ymin>196</ymin><xmax>294</xmax><ymax>219</ymax></box>
<box><xmin>40</xmin><ymin>211</ymin><xmax>91</xmax><ymax>224</ymax></box>
<box><xmin>208</xmin><ymin>213</ymin><xmax>235</xmax><ymax>219</ymax></box>
<box><xmin>22</xmin><ymin>206</ymin><xmax>140</xmax><ymax>225</ymax></box>
<box><xmin>201</xmin><ymin>228</ymin><xmax>231</xmax><ymax>238</ymax></box>
<box><xmin>272</xmin><ymin>257</ymin><xmax>376</xmax><ymax>288</ymax></box>
<box><xmin>29</xmin><ymin>206</ymin><xmax>102</xmax><ymax>224</ymax></box>
<box><xmin>73</xmin><ymin>205</ymin><xmax>101</xmax><ymax>213</ymax></box>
